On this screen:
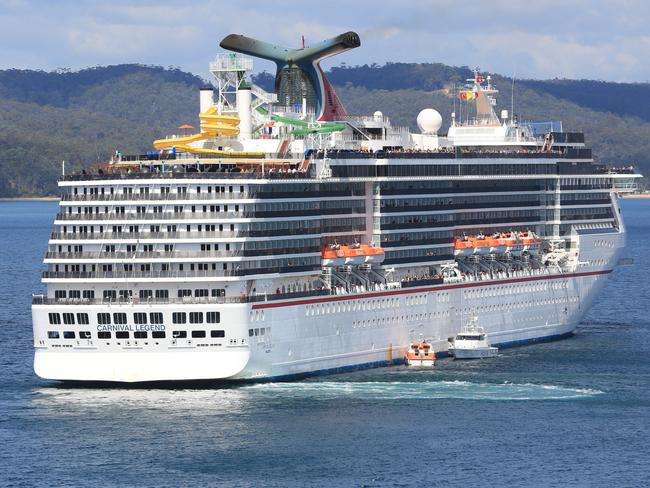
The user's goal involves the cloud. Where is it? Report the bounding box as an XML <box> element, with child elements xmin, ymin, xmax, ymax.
<box><xmin>0</xmin><ymin>0</ymin><xmax>649</xmax><ymax>82</ymax></box>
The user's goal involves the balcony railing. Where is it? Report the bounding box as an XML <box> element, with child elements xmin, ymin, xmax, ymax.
<box><xmin>49</xmin><ymin>226</ymin><xmax>366</xmax><ymax>241</ymax></box>
<box><xmin>45</xmin><ymin>246</ymin><xmax>321</xmax><ymax>260</ymax></box>
<box><xmin>60</xmin><ymin>189</ymin><xmax>366</xmax><ymax>202</ymax></box>
<box><xmin>54</xmin><ymin>207</ymin><xmax>365</xmax><ymax>222</ymax></box>
<box><xmin>32</xmin><ymin>288</ymin><xmax>331</xmax><ymax>306</ymax></box>
<box><xmin>42</xmin><ymin>265</ymin><xmax>320</xmax><ymax>280</ymax></box>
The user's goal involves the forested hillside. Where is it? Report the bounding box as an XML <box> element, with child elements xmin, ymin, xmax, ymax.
<box><xmin>0</xmin><ymin>66</ymin><xmax>203</xmax><ymax>196</ymax></box>
<box><xmin>1</xmin><ymin>62</ymin><xmax>648</xmax><ymax>196</ymax></box>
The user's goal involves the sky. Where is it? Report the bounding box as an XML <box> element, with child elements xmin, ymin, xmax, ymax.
<box><xmin>1</xmin><ymin>0</ymin><xmax>649</xmax><ymax>82</ymax></box>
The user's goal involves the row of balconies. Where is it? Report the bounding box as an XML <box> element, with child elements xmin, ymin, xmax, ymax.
<box><xmin>45</xmin><ymin>246</ymin><xmax>321</xmax><ymax>260</ymax></box>
<box><xmin>59</xmin><ymin>189</ymin><xmax>366</xmax><ymax>202</ymax></box>
<box><xmin>42</xmin><ymin>264</ymin><xmax>320</xmax><ymax>280</ymax></box>
<box><xmin>32</xmin><ymin>288</ymin><xmax>331</xmax><ymax>306</ymax></box>
<box><xmin>54</xmin><ymin>207</ymin><xmax>365</xmax><ymax>222</ymax></box>
<box><xmin>49</xmin><ymin>226</ymin><xmax>365</xmax><ymax>241</ymax></box>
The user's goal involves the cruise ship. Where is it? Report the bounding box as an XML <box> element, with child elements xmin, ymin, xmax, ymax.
<box><xmin>32</xmin><ymin>32</ymin><xmax>641</xmax><ymax>383</ymax></box>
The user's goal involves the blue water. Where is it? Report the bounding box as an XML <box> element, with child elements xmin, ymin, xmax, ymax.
<box><xmin>1</xmin><ymin>200</ymin><xmax>649</xmax><ymax>487</ymax></box>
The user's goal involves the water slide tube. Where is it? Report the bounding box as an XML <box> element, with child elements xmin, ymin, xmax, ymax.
<box><xmin>263</xmin><ymin>110</ymin><xmax>347</xmax><ymax>136</ymax></box>
<box><xmin>153</xmin><ymin>108</ymin><xmax>263</xmax><ymax>157</ymax></box>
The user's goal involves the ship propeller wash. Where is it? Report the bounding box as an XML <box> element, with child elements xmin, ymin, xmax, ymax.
<box><xmin>31</xmin><ymin>32</ymin><xmax>641</xmax><ymax>383</ymax></box>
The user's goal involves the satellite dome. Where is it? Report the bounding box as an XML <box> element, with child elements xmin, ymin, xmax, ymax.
<box><xmin>417</xmin><ymin>108</ymin><xmax>442</xmax><ymax>134</ymax></box>
<box><xmin>373</xmin><ymin>110</ymin><xmax>383</xmax><ymax>120</ymax></box>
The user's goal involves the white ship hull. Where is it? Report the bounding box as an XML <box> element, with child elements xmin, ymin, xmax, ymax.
<box><xmin>451</xmin><ymin>347</ymin><xmax>499</xmax><ymax>359</ymax></box>
<box><xmin>33</xmin><ymin>233</ymin><xmax>618</xmax><ymax>383</ymax></box>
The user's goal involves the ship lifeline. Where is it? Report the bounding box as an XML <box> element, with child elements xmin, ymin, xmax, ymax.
<box><xmin>31</xmin><ymin>32</ymin><xmax>641</xmax><ymax>382</ymax></box>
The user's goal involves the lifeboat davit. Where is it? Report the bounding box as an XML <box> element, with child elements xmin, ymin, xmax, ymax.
<box><xmin>321</xmin><ymin>244</ymin><xmax>345</xmax><ymax>266</ymax></box>
<box><xmin>489</xmin><ymin>233</ymin><xmax>509</xmax><ymax>254</ymax></box>
<box><xmin>518</xmin><ymin>231</ymin><xmax>542</xmax><ymax>255</ymax></box>
<box><xmin>405</xmin><ymin>341</ymin><xmax>436</xmax><ymax>367</ymax></box>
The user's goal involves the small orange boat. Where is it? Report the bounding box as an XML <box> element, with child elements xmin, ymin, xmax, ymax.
<box><xmin>405</xmin><ymin>341</ymin><xmax>436</xmax><ymax>367</ymax></box>
<box><xmin>321</xmin><ymin>244</ymin><xmax>345</xmax><ymax>266</ymax></box>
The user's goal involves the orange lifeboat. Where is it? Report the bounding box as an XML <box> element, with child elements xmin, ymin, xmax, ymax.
<box><xmin>455</xmin><ymin>231</ymin><xmax>542</xmax><ymax>256</ymax></box>
<box><xmin>405</xmin><ymin>341</ymin><xmax>436</xmax><ymax>367</ymax></box>
<box><xmin>454</xmin><ymin>233</ymin><xmax>491</xmax><ymax>256</ymax></box>
<box><xmin>340</xmin><ymin>243</ymin><xmax>365</xmax><ymax>265</ymax></box>
<box><xmin>360</xmin><ymin>243</ymin><xmax>385</xmax><ymax>264</ymax></box>
<box><xmin>321</xmin><ymin>244</ymin><xmax>345</xmax><ymax>266</ymax></box>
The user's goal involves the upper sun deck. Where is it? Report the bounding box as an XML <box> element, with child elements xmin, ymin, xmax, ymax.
<box><xmin>58</xmin><ymin>144</ymin><xmax>638</xmax><ymax>185</ymax></box>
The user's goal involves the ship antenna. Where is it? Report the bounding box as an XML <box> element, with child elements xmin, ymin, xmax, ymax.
<box><xmin>510</xmin><ymin>71</ymin><xmax>516</xmax><ymax>124</ymax></box>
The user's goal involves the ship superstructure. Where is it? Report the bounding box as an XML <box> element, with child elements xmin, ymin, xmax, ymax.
<box><xmin>31</xmin><ymin>33</ymin><xmax>641</xmax><ymax>382</ymax></box>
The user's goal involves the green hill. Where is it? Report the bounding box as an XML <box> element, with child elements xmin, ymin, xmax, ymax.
<box><xmin>1</xmin><ymin>63</ymin><xmax>648</xmax><ymax>197</ymax></box>
<box><xmin>0</xmin><ymin>65</ymin><xmax>203</xmax><ymax>197</ymax></box>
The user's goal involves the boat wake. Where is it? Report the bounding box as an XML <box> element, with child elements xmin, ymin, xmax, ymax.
<box><xmin>243</xmin><ymin>380</ymin><xmax>603</xmax><ymax>401</ymax></box>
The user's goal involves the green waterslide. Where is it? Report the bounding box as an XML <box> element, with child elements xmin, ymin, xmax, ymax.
<box><xmin>256</xmin><ymin>106</ymin><xmax>346</xmax><ymax>135</ymax></box>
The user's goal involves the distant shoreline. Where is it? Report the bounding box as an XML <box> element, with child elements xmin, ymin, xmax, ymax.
<box><xmin>0</xmin><ymin>197</ymin><xmax>59</xmax><ymax>202</ymax></box>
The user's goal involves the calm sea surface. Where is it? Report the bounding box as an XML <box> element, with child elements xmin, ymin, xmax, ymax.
<box><xmin>1</xmin><ymin>200</ymin><xmax>649</xmax><ymax>487</ymax></box>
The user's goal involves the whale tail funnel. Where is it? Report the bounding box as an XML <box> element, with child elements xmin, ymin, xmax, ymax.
<box><xmin>219</xmin><ymin>32</ymin><xmax>360</xmax><ymax>121</ymax></box>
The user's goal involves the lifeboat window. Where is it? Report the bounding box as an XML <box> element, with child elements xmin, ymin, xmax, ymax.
<box><xmin>98</xmin><ymin>331</ymin><xmax>111</xmax><ymax>339</ymax></box>
<box><xmin>47</xmin><ymin>331</ymin><xmax>59</xmax><ymax>339</ymax></box>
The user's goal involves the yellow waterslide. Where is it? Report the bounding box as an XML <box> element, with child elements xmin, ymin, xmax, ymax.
<box><xmin>153</xmin><ymin>107</ymin><xmax>262</xmax><ymax>157</ymax></box>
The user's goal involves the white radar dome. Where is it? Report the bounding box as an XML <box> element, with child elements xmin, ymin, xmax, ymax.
<box><xmin>417</xmin><ymin>108</ymin><xmax>442</xmax><ymax>134</ymax></box>
<box><xmin>373</xmin><ymin>110</ymin><xmax>383</xmax><ymax>120</ymax></box>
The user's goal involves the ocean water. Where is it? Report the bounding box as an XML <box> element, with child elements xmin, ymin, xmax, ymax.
<box><xmin>1</xmin><ymin>200</ymin><xmax>649</xmax><ymax>487</ymax></box>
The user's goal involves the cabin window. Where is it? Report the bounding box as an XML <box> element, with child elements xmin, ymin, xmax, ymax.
<box><xmin>48</xmin><ymin>313</ymin><xmax>61</xmax><ymax>325</ymax></box>
<box><xmin>133</xmin><ymin>313</ymin><xmax>147</xmax><ymax>325</ymax></box>
<box><xmin>116</xmin><ymin>331</ymin><xmax>129</xmax><ymax>339</ymax></box>
<box><xmin>211</xmin><ymin>330</ymin><xmax>225</xmax><ymax>338</ymax></box>
<box><xmin>113</xmin><ymin>313</ymin><xmax>127</xmax><ymax>325</ymax></box>
<box><xmin>97</xmin><ymin>313</ymin><xmax>111</xmax><ymax>325</ymax></box>
<box><xmin>191</xmin><ymin>330</ymin><xmax>206</xmax><ymax>338</ymax></box>
<box><xmin>47</xmin><ymin>331</ymin><xmax>60</xmax><ymax>339</ymax></box>
<box><xmin>206</xmin><ymin>312</ymin><xmax>220</xmax><ymax>323</ymax></box>
<box><xmin>150</xmin><ymin>313</ymin><xmax>163</xmax><ymax>324</ymax></box>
